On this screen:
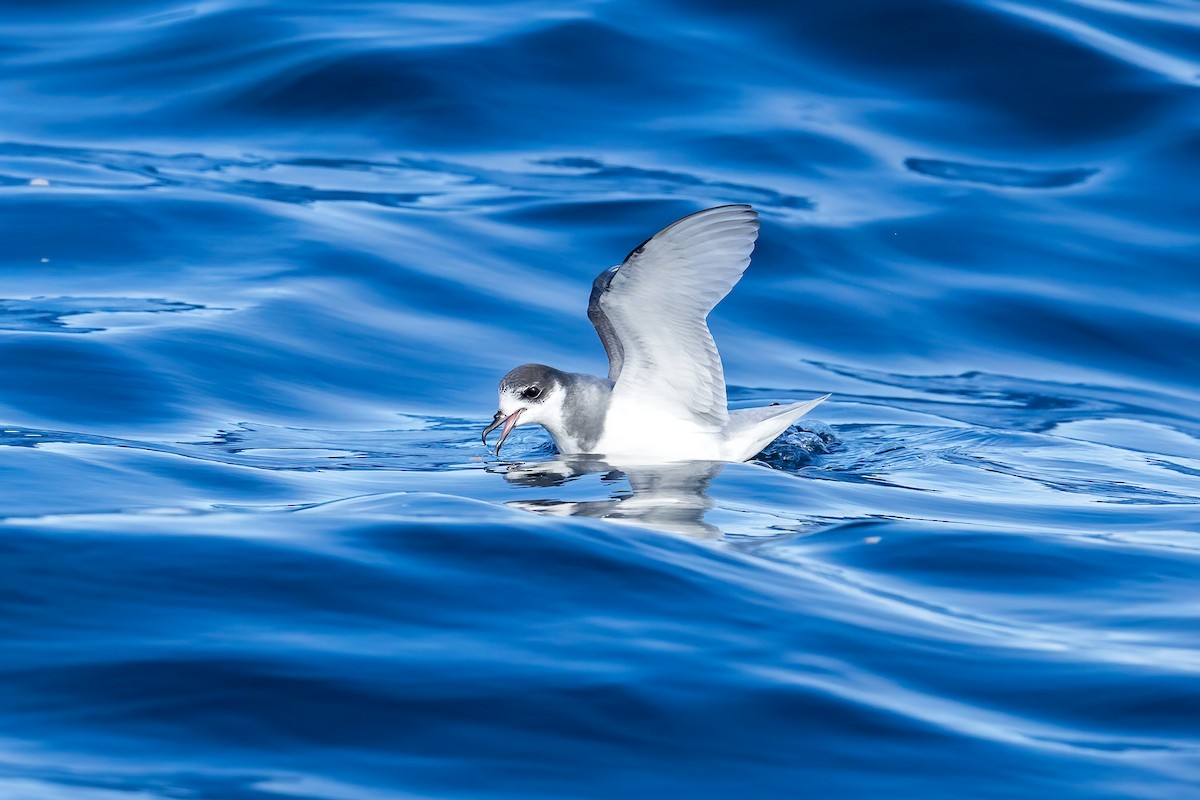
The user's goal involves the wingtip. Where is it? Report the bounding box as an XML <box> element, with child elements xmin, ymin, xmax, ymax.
<box><xmin>674</xmin><ymin>203</ymin><xmax>757</xmax><ymax>227</ymax></box>
<box><xmin>709</xmin><ymin>203</ymin><xmax>757</xmax><ymax>221</ymax></box>
<box><xmin>624</xmin><ymin>204</ymin><xmax>759</xmax><ymax>263</ymax></box>
<box><xmin>710</xmin><ymin>204</ymin><xmax>759</xmax><ymax>230</ymax></box>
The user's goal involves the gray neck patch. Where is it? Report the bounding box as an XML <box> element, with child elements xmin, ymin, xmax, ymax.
<box><xmin>551</xmin><ymin>372</ymin><xmax>613</xmax><ymax>452</ymax></box>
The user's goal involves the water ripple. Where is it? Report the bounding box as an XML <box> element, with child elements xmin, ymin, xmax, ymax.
<box><xmin>0</xmin><ymin>296</ymin><xmax>214</xmax><ymax>333</ymax></box>
<box><xmin>904</xmin><ymin>157</ymin><xmax>1099</xmax><ymax>188</ymax></box>
<box><xmin>2</xmin><ymin>0</ymin><xmax>1199</xmax><ymax>798</ymax></box>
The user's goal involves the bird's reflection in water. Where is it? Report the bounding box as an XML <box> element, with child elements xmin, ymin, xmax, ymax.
<box><xmin>496</xmin><ymin>456</ymin><xmax>726</xmax><ymax>539</ymax></box>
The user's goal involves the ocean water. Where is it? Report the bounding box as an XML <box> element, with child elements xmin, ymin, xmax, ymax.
<box><xmin>2</xmin><ymin>1</ymin><xmax>1199</xmax><ymax>798</ymax></box>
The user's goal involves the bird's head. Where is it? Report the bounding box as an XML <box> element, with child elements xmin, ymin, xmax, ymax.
<box><xmin>483</xmin><ymin>363</ymin><xmax>567</xmax><ymax>455</ymax></box>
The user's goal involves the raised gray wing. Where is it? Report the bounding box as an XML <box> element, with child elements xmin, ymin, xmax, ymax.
<box><xmin>587</xmin><ymin>204</ymin><xmax>759</xmax><ymax>427</ymax></box>
<box><xmin>587</xmin><ymin>264</ymin><xmax>624</xmax><ymax>381</ymax></box>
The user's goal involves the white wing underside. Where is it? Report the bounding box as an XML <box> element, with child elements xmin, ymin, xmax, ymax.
<box><xmin>591</xmin><ymin>205</ymin><xmax>760</xmax><ymax>428</ymax></box>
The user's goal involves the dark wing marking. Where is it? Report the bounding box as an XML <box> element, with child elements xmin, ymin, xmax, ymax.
<box><xmin>587</xmin><ymin>264</ymin><xmax>624</xmax><ymax>381</ymax></box>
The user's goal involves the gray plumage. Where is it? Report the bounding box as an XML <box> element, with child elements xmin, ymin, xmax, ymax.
<box><xmin>587</xmin><ymin>267</ymin><xmax>624</xmax><ymax>381</ymax></box>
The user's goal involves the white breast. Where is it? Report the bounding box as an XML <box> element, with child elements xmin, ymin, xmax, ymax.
<box><xmin>592</xmin><ymin>397</ymin><xmax>727</xmax><ymax>461</ymax></box>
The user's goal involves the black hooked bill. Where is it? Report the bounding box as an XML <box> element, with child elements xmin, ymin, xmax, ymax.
<box><xmin>482</xmin><ymin>408</ymin><xmax>523</xmax><ymax>456</ymax></box>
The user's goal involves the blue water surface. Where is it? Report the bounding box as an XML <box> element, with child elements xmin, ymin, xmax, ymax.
<box><xmin>2</xmin><ymin>1</ymin><xmax>1199</xmax><ymax>798</ymax></box>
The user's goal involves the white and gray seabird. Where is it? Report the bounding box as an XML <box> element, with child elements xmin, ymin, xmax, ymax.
<box><xmin>483</xmin><ymin>204</ymin><xmax>830</xmax><ymax>462</ymax></box>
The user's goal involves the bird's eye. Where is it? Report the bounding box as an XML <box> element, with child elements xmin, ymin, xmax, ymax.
<box><xmin>522</xmin><ymin>386</ymin><xmax>541</xmax><ymax>399</ymax></box>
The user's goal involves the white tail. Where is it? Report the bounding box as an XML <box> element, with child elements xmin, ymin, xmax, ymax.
<box><xmin>723</xmin><ymin>394</ymin><xmax>831</xmax><ymax>461</ymax></box>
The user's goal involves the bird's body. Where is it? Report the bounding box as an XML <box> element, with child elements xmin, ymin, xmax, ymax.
<box><xmin>596</xmin><ymin>393</ymin><xmax>721</xmax><ymax>460</ymax></box>
<box><xmin>484</xmin><ymin>205</ymin><xmax>829</xmax><ymax>463</ymax></box>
